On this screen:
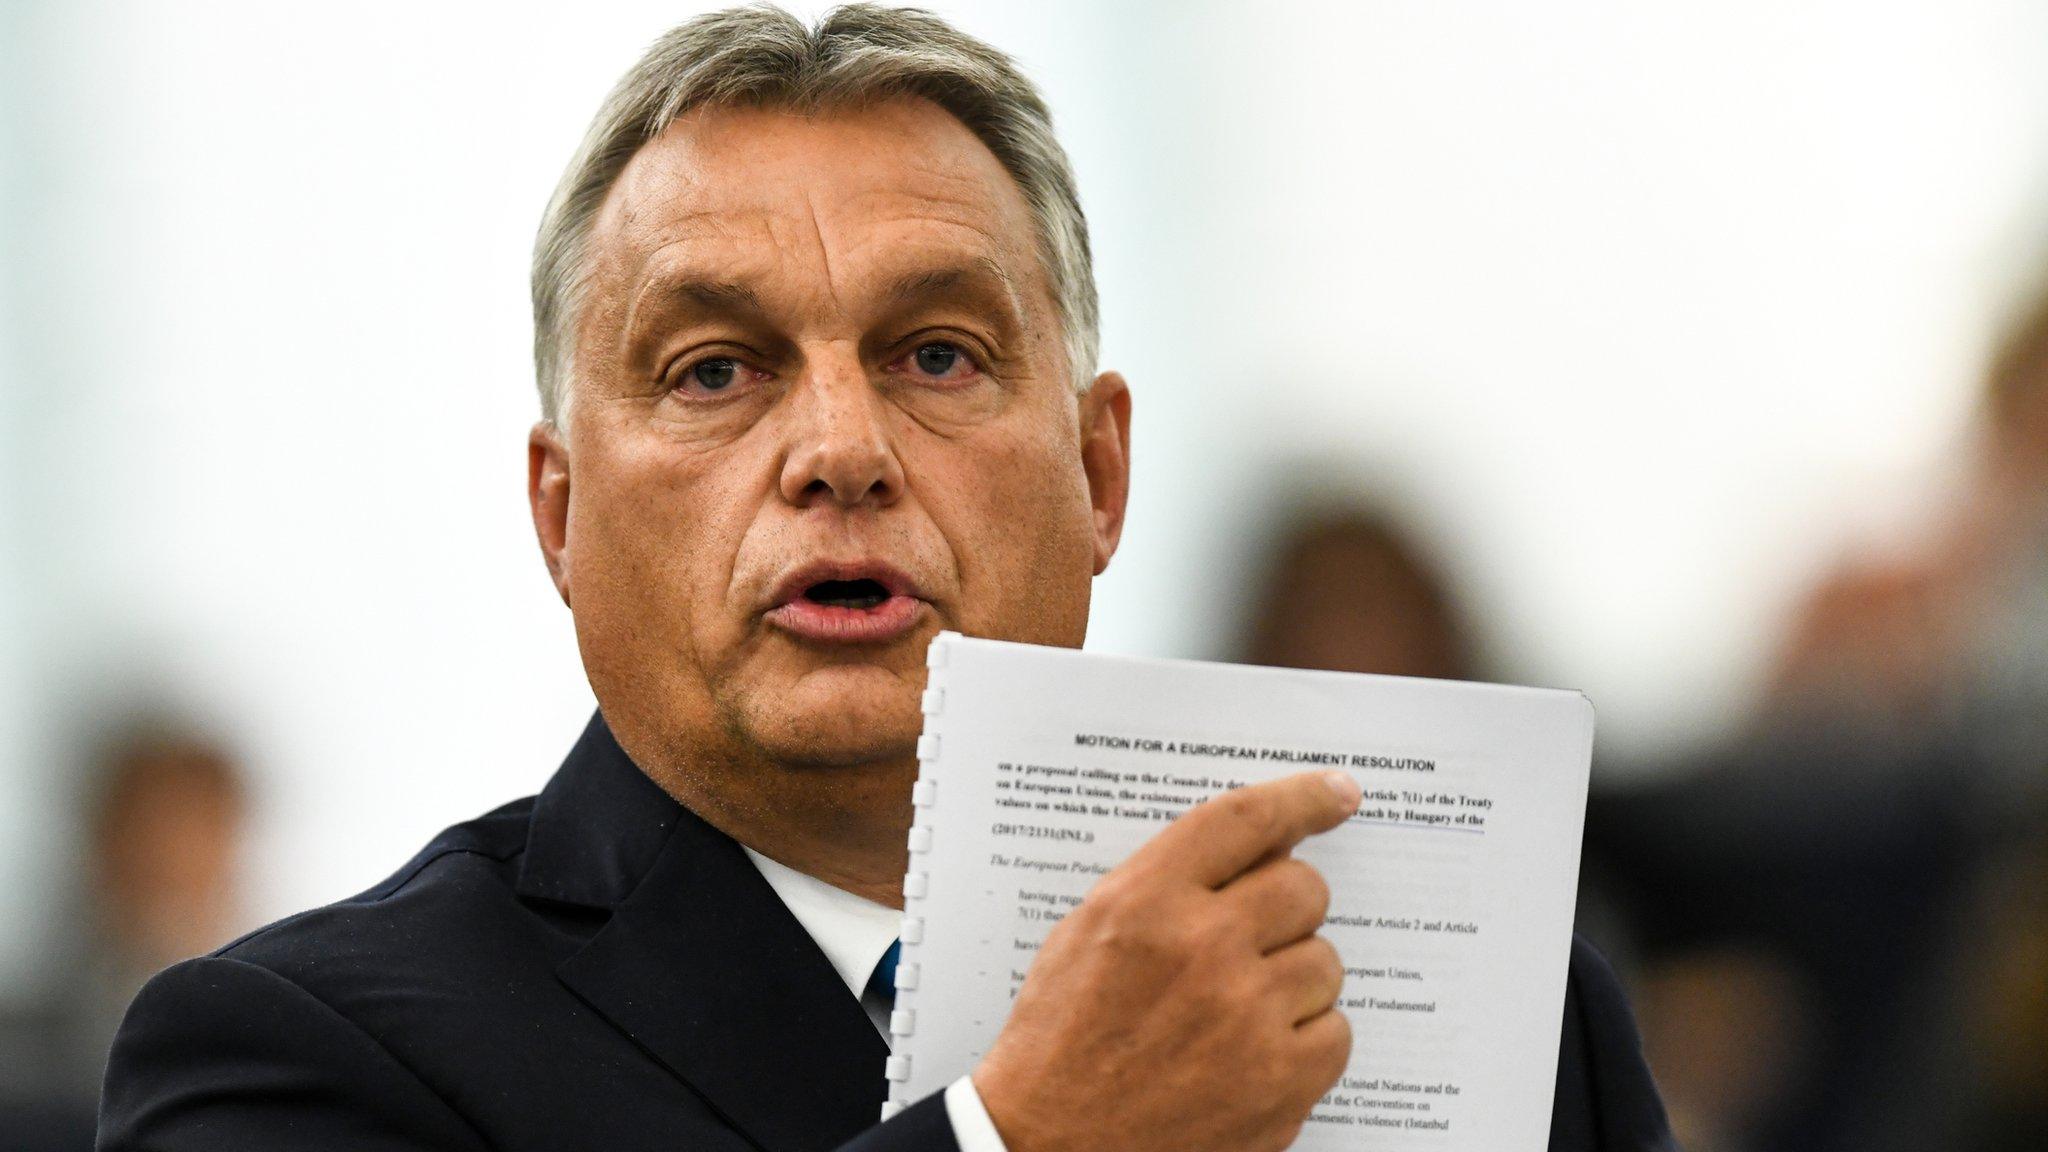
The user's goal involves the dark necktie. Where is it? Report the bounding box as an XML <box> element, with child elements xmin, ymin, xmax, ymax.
<box><xmin>861</xmin><ymin>940</ymin><xmax>902</xmax><ymax>1036</ymax></box>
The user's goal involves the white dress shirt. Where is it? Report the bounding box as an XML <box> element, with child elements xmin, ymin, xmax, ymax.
<box><xmin>743</xmin><ymin>848</ymin><xmax>1008</xmax><ymax>1152</ymax></box>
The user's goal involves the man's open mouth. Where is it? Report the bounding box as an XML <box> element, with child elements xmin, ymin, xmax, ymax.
<box><xmin>801</xmin><ymin>578</ymin><xmax>892</xmax><ymax>611</ymax></box>
<box><xmin>764</xmin><ymin>562</ymin><xmax>927</xmax><ymax>643</ymax></box>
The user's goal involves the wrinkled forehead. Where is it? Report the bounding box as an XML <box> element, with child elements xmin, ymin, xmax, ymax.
<box><xmin>583</xmin><ymin>97</ymin><xmax>1050</xmax><ymax>318</ymax></box>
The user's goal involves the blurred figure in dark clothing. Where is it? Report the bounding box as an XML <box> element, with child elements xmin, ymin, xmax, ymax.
<box><xmin>1590</xmin><ymin>278</ymin><xmax>2048</xmax><ymax>1152</ymax></box>
<box><xmin>1769</xmin><ymin>280</ymin><xmax>2048</xmax><ymax>1149</ymax></box>
<box><xmin>1239</xmin><ymin>505</ymin><xmax>1477</xmax><ymax>681</ymax></box>
<box><xmin>1590</xmin><ymin>735</ymin><xmax>1966</xmax><ymax>1152</ymax></box>
<box><xmin>1960</xmin><ymin>838</ymin><xmax>2048</xmax><ymax>1152</ymax></box>
<box><xmin>0</xmin><ymin>721</ymin><xmax>248</xmax><ymax>1150</ymax></box>
<box><xmin>1771</xmin><ymin>278</ymin><xmax>2048</xmax><ymax>805</ymax></box>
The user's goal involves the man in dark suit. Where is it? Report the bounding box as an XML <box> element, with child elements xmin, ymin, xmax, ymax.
<box><xmin>99</xmin><ymin>6</ymin><xmax>1674</xmax><ymax>1150</ymax></box>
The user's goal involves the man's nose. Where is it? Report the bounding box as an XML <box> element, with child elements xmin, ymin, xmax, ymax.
<box><xmin>777</xmin><ymin>349</ymin><xmax>906</xmax><ymax>510</ymax></box>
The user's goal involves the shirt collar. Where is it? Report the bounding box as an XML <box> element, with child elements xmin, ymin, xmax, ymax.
<box><xmin>742</xmin><ymin>847</ymin><xmax>902</xmax><ymax>1000</ymax></box>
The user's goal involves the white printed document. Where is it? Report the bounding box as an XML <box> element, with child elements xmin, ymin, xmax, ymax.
<box><xmin>883</xmin><ymin>633</ymin><xmax>1595</xmax><ymax>1149</ymax></box>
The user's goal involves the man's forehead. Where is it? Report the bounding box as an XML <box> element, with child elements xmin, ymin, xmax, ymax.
<box><xmin>590</xmin><ymin>99</ymin><xmax>1042</xmax><ymax>297</ymax></box>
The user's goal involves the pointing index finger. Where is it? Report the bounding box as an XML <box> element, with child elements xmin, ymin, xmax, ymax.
<box><xmin>1127</xmin><ymin>771</ymin><xmax>1363</xmax><ymax>889</ymax></box>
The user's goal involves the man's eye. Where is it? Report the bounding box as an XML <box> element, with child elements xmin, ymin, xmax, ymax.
<box><xmin>688</xmin><ymin>358</ymin><xmax>739</xmax><ymax>392</ymax></box>
<box><xmin>906</xmin><ymin>342</ymin><xmax>976</xmax><ymax>381</ymax></box>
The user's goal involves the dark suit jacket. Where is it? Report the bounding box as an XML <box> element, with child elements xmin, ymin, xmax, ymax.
<box><xmin>99</xmin><ymin>714</ymin><xmax>1674</xmax><ymax>1151</ymax></box>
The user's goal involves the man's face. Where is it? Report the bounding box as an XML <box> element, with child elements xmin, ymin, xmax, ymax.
<box><xmin>531</xmin><ymin>98</ymin><xmax>1129</xmax><ymax>780</ymax></box>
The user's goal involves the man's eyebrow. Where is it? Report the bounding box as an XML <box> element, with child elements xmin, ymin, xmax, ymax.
<box><xmin>885</xmin><ymin>257</ymin><xmax>1021</xmax><ymax>306</ymax></box>
<box><xmin>669</xmin><ymin>279</ymin><xmax>761</xmax><ymax>312</ymax></box>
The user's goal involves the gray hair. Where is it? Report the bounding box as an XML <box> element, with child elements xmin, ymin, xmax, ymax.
<box><xmin>530</xmin><ymin>3</ymin><xmax>1099</xmax><ymax>424</ymax></box>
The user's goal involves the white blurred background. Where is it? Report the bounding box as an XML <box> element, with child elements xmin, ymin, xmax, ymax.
<box><xmin>3</xmin><ymin>6</ymin><xmax>2047</xmax><ymax>1132</ymax></box>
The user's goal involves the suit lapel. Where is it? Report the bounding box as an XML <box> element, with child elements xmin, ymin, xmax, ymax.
<box><xmin>538</xmin><ymin>720</ymin><xmax>891</xmax><ymax>1152</ymax></box>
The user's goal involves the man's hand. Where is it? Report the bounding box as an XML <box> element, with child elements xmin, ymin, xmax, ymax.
<box><xmin>971</xmin><ymin>770</ymin><xmax>1363</xmax><ymax>1152</ymax></box>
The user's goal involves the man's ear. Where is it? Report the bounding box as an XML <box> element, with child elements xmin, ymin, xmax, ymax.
<box><xmin>528</xmin><ymin>422</ymin><xmax>573</xmax><ymax>607</ymax></box>
<box><xmin>1078</xmin><ymin>371</ymin><xmax>1132</xmax><ymax>575</ymax></box>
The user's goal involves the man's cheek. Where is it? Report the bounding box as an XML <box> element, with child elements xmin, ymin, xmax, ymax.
<box><xmin>947</xmin><ymin>496</ymin><xmax>1071</xmax><ymax>638</ymax></box>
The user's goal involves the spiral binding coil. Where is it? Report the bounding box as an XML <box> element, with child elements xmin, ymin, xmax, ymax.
<box><xmin>880</xmin><ymin>633</ymin><xmax>952</xmax><ymax>1120</ymax></box>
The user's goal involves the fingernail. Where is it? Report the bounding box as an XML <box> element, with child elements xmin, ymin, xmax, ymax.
<box><xmin>1322</xmin><ymin>771</ymin><xmax>1362</xmax><ymax>808</ymax></box>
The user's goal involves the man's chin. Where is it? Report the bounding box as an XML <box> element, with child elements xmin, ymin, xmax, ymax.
<box><xmin>748</xmin><ymin>722</ymin><xmax>921</xmax><ymax>770</ymax></box>
<box><xmin>732</xmin><ymin>665</ymin><xmax>926</xmax><ymax>769</ymax></box>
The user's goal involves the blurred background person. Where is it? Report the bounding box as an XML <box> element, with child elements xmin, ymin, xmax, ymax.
<box><xmin>1761</xmin><ymin>272</ymin><xmax>2048</xmax><ymax>1152</ymax></box>
<box><xmin>1589</xmin><ymin>279</ymin><xmax>2048</xmax><ymax>1152</ymax></box>
<box><xmin>0</xmin><ymin>719</ymin><xmax>248</xmax><ymax>1151</ymax></box>
<box><xmin>1237</xmin><ymin>501</ymin><xmax>1477</xmax><ymax>682</ymax></box>
<box><xmin>1770</xmin><ymin>277</ymin><xmax>2048</xmax><ymax>792</ymax></box>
